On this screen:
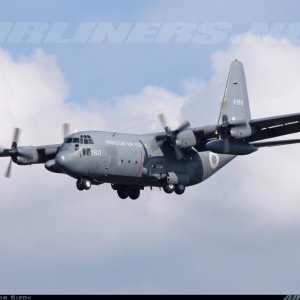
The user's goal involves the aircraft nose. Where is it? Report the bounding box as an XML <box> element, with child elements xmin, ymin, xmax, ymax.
<box><xmin>55</xmin><ymin>150</ymin><xmax>71</xmax><ymax>170</ymax></box>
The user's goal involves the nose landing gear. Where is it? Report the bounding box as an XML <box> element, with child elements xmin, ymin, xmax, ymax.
<box><xmin>76</xmin><ymin>179</ymin><xmax>91</xmax><ymax>191</ymax></box>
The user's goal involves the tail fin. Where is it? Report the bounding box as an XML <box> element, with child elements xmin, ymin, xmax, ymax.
<box><xmin>218</xmin><ymin>60</ymin><xmax>252</xmax><ymax>138</ymax></box>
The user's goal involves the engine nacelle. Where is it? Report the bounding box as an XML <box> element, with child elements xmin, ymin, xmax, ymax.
<box><xmin>15</xmin><ymin>146</ymin><xmax>39</xmax><ymax>165</ymax></box>
<box><xmin>44</xmin><ymin>145</ymin><xmax>60</xmax><ymax>156</ymax></box>
<box><xmin>206</xmin><ymin>139</ymin><xmax>257</xmax><ymax>155</ymax></box>
<box><xmin>176</xmin><ymin>129</ymin><xmax>197</xmax><ymax>149</ymax></box>
<box><xmin>45</xmin><ymin>159</ymin><xmax>63</xmax><ymax>173</ymax></box>
<box><xmin>230</xmin><ymin>124</ymin><xmax>252</xmax><ymax>139</ymax></box>
<box><xmin>167</xmin><ymin>172</ymin><xmax>190</xmax><ymax>185</ymax></box>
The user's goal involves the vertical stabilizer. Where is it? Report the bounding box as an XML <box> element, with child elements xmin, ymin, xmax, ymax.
<box><xmin>218</xmin><ymin>60</ymin><xmax>252</xmax><ymax>138</ymax></box>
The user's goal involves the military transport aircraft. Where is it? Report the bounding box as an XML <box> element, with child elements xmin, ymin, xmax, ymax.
<box><xmin>1</xmin><ymin>60</ymin><xmax>300</xmax><ymax>200</ymax></box>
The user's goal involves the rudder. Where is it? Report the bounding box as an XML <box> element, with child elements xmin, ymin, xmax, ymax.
<box><xmin>218</xmin><ymin>60</ymin><xmax>252</xmax><ymax>138</ymax></box>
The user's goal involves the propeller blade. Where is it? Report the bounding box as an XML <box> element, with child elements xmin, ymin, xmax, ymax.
<box><xmin>156</xmin><ymin>134</ymin><xmax>167</xmax><ymax>142</ymax></box>
<box><xmin>173</xmin><ymin>120</ymin><xmax>190</xmax><ymax>134</ymax></box>
<box><xmin>11</xmin><ymin>128</ymin><xmax>20</xmax><ymax>149</ymax></box>
<box><xmin>0</xmin><ymin>147</ymin><xmax>11</xmax><ymax>157</ymax></box>
<box><xmin>63</xmin><ymin>123</ymin><xmax>71</xmax><ymax>139</ymax></box>
<box><xmin>149</xmin><ymin>137</ymin><xmax>158</xmax><ymax>150</ymax></box>
<box><xmin>174</xmin><ymin>145</ymin><xmax>184</xmax><ymax>160</ymax></box>
<box><xmin>150</xmin><ymin>136</ymin><xmax>165</xmax><ymax>150</ymax></box>
<box><xmin>158</xmin><ymin>113</ymin><xmax>170</xmax><ymax>132</ymax></box>
<box><xmin>5</xmin><ymin>159</ymin><xmax>13</xmax><ymax>178</ymax></box>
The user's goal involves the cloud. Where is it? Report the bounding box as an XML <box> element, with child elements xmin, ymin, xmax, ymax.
<box><xmin>1</xmin><ymin>33</ymin><xmax>300</xmax><ymax>294</ymax></box>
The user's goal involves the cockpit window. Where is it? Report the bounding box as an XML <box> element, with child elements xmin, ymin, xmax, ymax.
<box><xmin>65</xmin><ymin>135</ymin><xmax>94</xmax><ymax>144</ymax></box>
<box><xmin>80</xmin><ymin>135</ymin><xmax>94</xmax><ymax>144</ymax></box>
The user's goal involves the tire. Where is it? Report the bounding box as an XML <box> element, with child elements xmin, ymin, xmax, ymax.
<box><xmin>117</xmin><ymin>187</ymin><xmax>129</xmax><ymax>199</ymax></box>
<box><xmin>82</xmin><ymin>179</ymin><xmax>91</xmax><ymax>190</ymax></box>
<box><xmin>129</xmin><ymin>189</ymin><xmax>140</xmax><ymax>200</ymax></box>
<box><xmin>76</xmin><ymin>179</ymin><xmax>84</xmax><ymax>191</ymax></box>
<box><xmin>162</xmin><ymin>183</ymin><xmax>175</xmax><ymax>194</ymax></box>
<box><xmin>175</xmin><ymin>184</ymin><xmax>185</xmax><ymax>195</ymax></box>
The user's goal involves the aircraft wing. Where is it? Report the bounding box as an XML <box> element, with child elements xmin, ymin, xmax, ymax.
<box><xmin>246</xmin><ymin>112</ymin><xmax>300</xmax><ymax>142</ymax></box>
<box><xmin>0</xmin><ymin>144</ymin><xmax>61</xmax><ymax>163</ymax></box>
<box><xmin>192</xmin><ymin>112</ymin><xmax>300</xmax><ymax>151</ymax></box>
<box><xmin>36</xmin><ymin>144</ymin><xmax>61</xmax><ymax>157</ymax></box>
<box><xmin>251</xmin><ymin>139</ymin><xmax>300</xmax><ymax>147</ymax></box>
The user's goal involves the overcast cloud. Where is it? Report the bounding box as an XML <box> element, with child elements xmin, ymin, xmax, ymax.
<box><xmin>1</xmin><ymin>32</ymin><xmax>300</xmax><ymax>294</ymax></box>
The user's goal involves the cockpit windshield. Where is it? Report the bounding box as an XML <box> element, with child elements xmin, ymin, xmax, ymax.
<box><xmin>65</xmin><ymin>135</ymin><xmax>94</xmax><ymax>144</ymax></box>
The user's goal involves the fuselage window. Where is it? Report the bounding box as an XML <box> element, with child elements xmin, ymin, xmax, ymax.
<box><xmin>84</xmin><ymin>139</ymin><xmax>89</xmax><ymax>144</ymax></box>
<box><xmin>73</xmin><ymin>138</ymin><xmax>79</xmax><ymax>144</ymax></box>
<box><xmin>75</xmin><ymin>144</ymin><xmax>79</xmax><ymax>151</ymax></box>
<box><xmin>82</xmin><ymin>148</ymin><xmax>91</xmax><ymax>156</ymax></box>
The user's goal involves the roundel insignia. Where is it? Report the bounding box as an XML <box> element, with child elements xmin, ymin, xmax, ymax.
<box><xmin>209</xmin><ymin>152</ymin><xmax>219</xmax><ymax>170</ymax></box>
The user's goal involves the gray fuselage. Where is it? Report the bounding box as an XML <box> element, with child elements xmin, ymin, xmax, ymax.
<box><xmin>54</xmin><ymin>131</ymin><xmax>235</xmax><ymax>188</ymax></box>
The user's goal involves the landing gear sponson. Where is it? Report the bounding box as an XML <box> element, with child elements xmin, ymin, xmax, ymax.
<box><xmin>76</xmin><ymin>180</ymin><xmax>186</xmax><ymax>199</ymax></box>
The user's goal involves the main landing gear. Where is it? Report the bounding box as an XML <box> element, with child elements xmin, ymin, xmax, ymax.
<box><xmin>162</xmin><ymin>182</ymin><xmax>186</xmax><ymax>195</ymax></box>
<box><xmin>117</xmin><ymin>187</ymin><xmax>140</xmax><ymax>200</ymax></box>
<box><xmin>76</xmin><ymin>178</ymin><xmax>91</xmax><ymax>191</ymax></box>
<box><xmin>113</xmin><ymin>185</ymin><xmax>141</xmax><ymax>200</ymax></box>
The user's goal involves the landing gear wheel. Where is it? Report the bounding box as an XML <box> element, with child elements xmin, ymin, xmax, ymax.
<box><xmin>162</xmin><ymin>183</ymin><xmax>175</xmax><ymax>194</ymax></box>
<box><xmin>82</xmin><ymin>179</ymin><xmax>91</xmax><ymax>190</ymax></box>
<box><xmin>129</xmin><ymin>189</ymin><xmax>140</xmax><ymax>200</ymax></box>
<box><xmin>117</xmin><ymin>187</ymin><xmax>129</xmax><ymax>199</ymax></box>
<box><xmin>76</xmin><ymin>179</ymin><xmax>91</xmax><ymax>191</ymax></box>
<box><xmin>175</xmin><ymin>184</ymin><xmax>185</xmax><ymax>195</ymax></box>
<box><xmin>76</xmin><ymin>179</ymin><xmax>84</xmax><ymax>191</ymax></box>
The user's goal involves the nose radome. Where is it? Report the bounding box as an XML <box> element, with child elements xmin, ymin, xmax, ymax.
<box><xmin>55</xmin><ymin>151</ymin><xmax>69</xmax><ymax>169</ymax></box>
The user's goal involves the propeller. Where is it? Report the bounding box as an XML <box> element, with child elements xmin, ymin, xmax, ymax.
<box><xmin>1</xmin><ymin>124</ymin><xmax>70</xmax><ymax>178</ymax></box>
<box><xmin>63</xmin><ymin>123</ymin><xmax>71</xmax><ymax>139</ymax></box>
<box><xmin>154</xmin><ymin>113</ymin><xmax>191</xmax><ymax>160</ymax></box>
<box><xmin>2</xmin><ymin>128</ymin><xmax>21</xmax><ymax>178</ymax></box>
<box><xmin>201</xmin><ymin>117</ymin><xmax>248</xmax><ymax>139</ymax></box>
